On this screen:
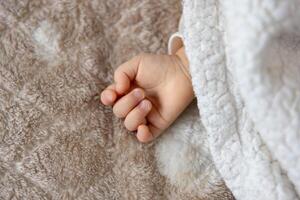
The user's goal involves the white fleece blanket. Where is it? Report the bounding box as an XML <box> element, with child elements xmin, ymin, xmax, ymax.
<box><xmin>156</xmin><ymin>0</ymin><xmax>300</xmax><ymax>199</ymax></box>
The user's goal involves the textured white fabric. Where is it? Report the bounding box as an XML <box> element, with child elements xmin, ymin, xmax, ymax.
<box><xmin>158</xmin><ymin>0</ymin><xmax>300</xmax><ymax>199</ymax></box>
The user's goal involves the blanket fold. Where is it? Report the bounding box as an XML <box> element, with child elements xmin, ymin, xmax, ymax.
<box><xmin>157</xmin><ymin>0</ymin><xmax>300</xmax><ymax>199</ymax></box>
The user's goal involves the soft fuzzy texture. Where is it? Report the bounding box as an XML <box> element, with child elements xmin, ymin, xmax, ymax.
<box><xmin>156</xmin><ymin>101</ymin><xmax>233</xmax><ymax>200</ymax></box>
<box><xmin>0</xmin><ymin>0</ymin><xmax>234</xmax><ymax>199</ymax></box>
<box><xmin>158</xmin><ymin>0</ymin><xmax>300</xmax><ymax>199</ymax></box>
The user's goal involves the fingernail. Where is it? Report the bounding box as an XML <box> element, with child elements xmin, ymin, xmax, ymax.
<box><xmin>133</xmin><ymin>89</ymin><xmax>143</xmax><ymax>99</ymax></box>
<box><xmin>140</xmin><ymin>100</ymin><xmax>151</xmax><ymax>111</ymax></box>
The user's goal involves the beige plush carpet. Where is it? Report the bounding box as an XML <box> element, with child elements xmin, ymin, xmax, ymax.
<box><xmin>0</xmin><ymin>1</ymin><xmax>232</xmax><ymax>199</ymax></box>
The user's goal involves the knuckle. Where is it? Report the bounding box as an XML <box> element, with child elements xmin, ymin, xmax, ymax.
<box><xmin>113</xmin><ymin>69</ymin><xmax>120</xmax><ymax>80</ymax></box>
<box><xmin>136</xmin><ymin>52</ymin><xmax>148</xmax><ymax>60</ymax></box>
<box><xmin>124</xmin><ymin>119</ymin><xmax>135</xmax><ymax>131</ymax></box>
<box><xmin>112</xmin><ymin>106</ymin><xmax>124</xmax><ymax>118</ymax></box>
<box><xmin>114</xmin><ymin>67</ymin><xmax>125</xmax><ymax>81</ymax></box>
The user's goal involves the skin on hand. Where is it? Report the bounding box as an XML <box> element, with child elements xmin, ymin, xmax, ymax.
<box><xmin>100</xmin><ymin>47</ymin><xmax>194</xmax><ymax>143</ymax></box>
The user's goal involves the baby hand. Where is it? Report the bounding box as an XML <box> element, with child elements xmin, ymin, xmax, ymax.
<box><xmin>100</xmin><ymin>47</ymin><xmax>194</xmax><ymax>143</ymax></box>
